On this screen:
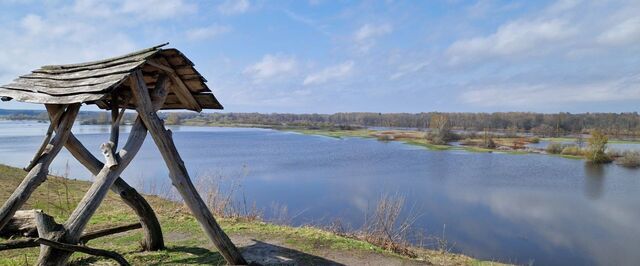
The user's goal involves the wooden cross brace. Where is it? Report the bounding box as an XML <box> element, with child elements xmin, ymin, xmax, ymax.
<box><xmin>0</xmin><ymin>72</ymin><xmax>246</xmax><ymax>265</ymax></box>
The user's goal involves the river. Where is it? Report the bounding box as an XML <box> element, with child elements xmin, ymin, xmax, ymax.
<box><xmin>1</xmin><ymin>120</ymin><xmax>639</xmax><ymax>266</ymax></box>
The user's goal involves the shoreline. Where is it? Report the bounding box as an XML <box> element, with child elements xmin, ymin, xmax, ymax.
<box><xmin>0</xmin><ymin>164</ymin><xmax>504</xmax><ymax>265</ymax></box>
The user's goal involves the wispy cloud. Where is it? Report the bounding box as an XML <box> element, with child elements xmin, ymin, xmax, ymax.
<box><xmin>303</xmin><ymin>61</ymin><xmax>354</xmax><ymax>86</ymax></box>
<box><xmin>244</xmin><ymin>54</ymin><xmax>298</xmax><ymax>83</ymax></box>
<box><xmin>217</xmin><ymin>0</ymin><xmax>250</xmax><ymax>15</ymax></box>
<box><xmin>353</xmin><ymin>23</ymin><xmax>392</xmax><ymax>53</ymax></box>
<box><xmin>459</xmin><ymin>75</ymin><xmax>640</xmax><ymax>108</ymax></box>
<box><xmin>73</xmin><ymin>0</ymin><xmax>197</xmax><ymax>20</ymax></box>
<box><xmin>446</xmin><ymin>18</ymin><xmax>575</xmax><ymax>65</ymax></box>
<box><xmin>186</xmin><ymin>24</ymin><xmax>230</xmax><ymax>41</ymax></box>
<box><xmin>597</xmin><ymin>17</ymin><xmax>640</xmax><ymax>46</ymax></box>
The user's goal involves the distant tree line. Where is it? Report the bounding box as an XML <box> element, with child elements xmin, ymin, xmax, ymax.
<box><xmin>2</xmin><ymin>109</ymin><xmax>639</xmax><ymax>137</ymax></box>
<box><xmin>184</xmin><ymin>112</ymin><xmax>640</xmax><ymax>137</ymax></box>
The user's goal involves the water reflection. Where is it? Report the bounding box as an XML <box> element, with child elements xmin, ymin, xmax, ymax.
<box><xmin>584</xmin><ymin>163</ymin><xmax>605</xmax><ymax>200</ymax></box>
<box><xmin>1</xmin><ymin>122</ymin><xmax>639</xmax><ymax>265</ymax></box>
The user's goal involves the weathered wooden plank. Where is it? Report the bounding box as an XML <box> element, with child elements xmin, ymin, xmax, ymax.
<box><xmin>145</xmin><ymin>60</ymin><xmax>201</xmax><ymax>112</ymax></box>
<box><xmin>160</xmin><ymin>49</ymin><xmax>195</xmax><ymax>66</ymax></box>
<box><xmin>0</xmin><ymin>88</ymin><xmax>105</xmax><ymax>104</ymax></box>
<box><xmin>130</xmin><ymin>70</ymin><xmax>245</xmax><ymax>265</ymax></box>
<box><xmin>35</xmin><ymin>50</ymin><xmax>158</xmax><ymax>74</ymax></box>
<box><xmin>22</xmin><ymin>61</ymin><xmax>144</xmax><ymax>81</ymax></box>
<box><xmin>183</xmin><ymin>79</ymin><xmax>207</xmax><ymax>92</ymax></box>
<box><xmin>12</xmin><ymin>74</ymin><xmax>127</xmax><ymax>88</ymax></box>
<box><xmin>1</xmin><ymin>81</ymin><xmax>117</xmax><ymax>96</ymax></box>
<box><xmin>162</xmin><ymin>93</ymin><xmax>222</xmax><ymax>109</ymax></box>
<box><xmin>41</xmin><ymin>43</ymin><xmax>166</xmax><ymax>70</ymax></box>
<box><xmin>0</xmin><ymin>104</ymin><xmax>80</xmax><ymax>234</ymax></box>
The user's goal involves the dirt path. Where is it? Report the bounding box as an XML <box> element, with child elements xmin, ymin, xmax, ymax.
<box><xmin>233</xmin><ymin>235</ymin><xmax>430</xmax><ymax>266</ymax></box>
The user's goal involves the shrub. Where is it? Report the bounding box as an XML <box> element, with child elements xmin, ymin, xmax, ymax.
<box><xmin>617</xmin><ymin>151</ymin><xmax>640</xmax><ymax>168</ymax></box>
<box><xmin>606</xmin><ymin>149</ymin><xmax>623</xmax><ymax>158</ymax></box>
<box><xmin>481</xmin><ymin>137</ymin><xmax>496</xmax><ymax>149</ymax></box>
<box><xmin>546</xmin><ymin>143</ymin><xmax>564</xmax><ymax>154</ymax></box>
<box><xmin>460</xmin><ymin>138</ymin><xmax>475</xmax><ymax>146</ymax></box>
<box><xmin>586</xmin><ymin>130</ymin><xmax>612</xmax><ymax>164</ymax></box>
<box><xmin>561</xmin><ymin>145</ymin><xmax>584</xmax><ymax>156</ymax></box>
<box><xmin>527</xmin><ymin>137</ymin><xmax>540</xmax><ymax>144</ymax></box>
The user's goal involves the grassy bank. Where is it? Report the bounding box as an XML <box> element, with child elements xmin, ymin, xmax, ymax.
<box><xmin>0</xmin><ymin>164</ymin><xmax>501</xmax><ymax>265</ymax></box>
<box><xmin>291</xmin><ymin>128</ymin><xmax>532</xmax><ymax>154</ymax></box>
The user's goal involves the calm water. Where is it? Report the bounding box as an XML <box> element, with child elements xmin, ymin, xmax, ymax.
<box><xmin>1</xmin><ymin>121</ymin><xmax>639</xmax><ymax>266</ymax></box>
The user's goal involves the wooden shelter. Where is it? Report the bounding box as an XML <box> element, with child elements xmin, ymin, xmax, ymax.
<box><xmin>0</xmin><ymin>43</ymin><xmax>247</xmax><ymax>265</ymax></box>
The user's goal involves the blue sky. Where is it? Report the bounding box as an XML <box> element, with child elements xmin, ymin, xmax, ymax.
<box><xmin>0</xmin><ymin>0</ymin><xmax>638</xmax><ymax>113</ymax></box>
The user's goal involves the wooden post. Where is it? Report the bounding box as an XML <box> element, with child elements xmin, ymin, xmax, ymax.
<box><xmin>37</xmin><ymin>77</ymin><xmax>171</xmax><ymax>265</ymax></box>
<box><xmin>0</xmin><ymin>104</ymin><xmax>80</xmax><ymax>232</ymax></box>
<box><xmin>129</xmin><ymin>70</ymin><xmax>247</xmax><ymax>265</ymax></box>
<box><xmin>46</xmin><ymin>99</ymin><xmax>166</xmax><ymax>252</ymax></box>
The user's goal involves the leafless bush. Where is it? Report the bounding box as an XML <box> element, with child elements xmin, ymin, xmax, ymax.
<box><xmin>359</xmin><ymin>193</ymin><xmax>422</xmax><ymax>257</ymax></box>
<box><xmin>617</xmin><ymin>151</ymin><xmax>640</xmax><ymax>168</ymax></box>
<box><xmin>195</xmin><ymin>170</ymin><xmax>261</xmax><ymax>221</ymax></box>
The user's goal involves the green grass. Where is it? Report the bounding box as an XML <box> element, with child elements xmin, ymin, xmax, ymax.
<box><xmin>0</xmin><ymin>164</ymin><xmax>501</xmax><ymax>265</ymax></box>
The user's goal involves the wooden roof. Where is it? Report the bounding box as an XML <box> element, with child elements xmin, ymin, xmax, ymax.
<box><xmin>0</xmin><ymin>43</ymin><xmax>222</xmax><ymax>111</ymax></box>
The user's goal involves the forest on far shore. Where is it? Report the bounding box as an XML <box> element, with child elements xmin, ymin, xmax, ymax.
<box><xmin>2</xmin><ymin>109</ymin><xmax>639</xmax><ymax>138</ymax></box>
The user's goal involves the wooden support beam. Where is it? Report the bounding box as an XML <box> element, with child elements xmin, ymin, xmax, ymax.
<box><xmin>146</xmin><ymin>60</ymin><xmax>202</xmax><ymax>112</ymax></box>
<box><xmin>36</xmin><ymin>75</ymin><xmax>171</xmax><ymax>265</ymax></box>
<box><xmin>33</xmin><ymin>210</ymin><xmax>130</xmax><ymax>266</ymax></box>
<box><xmin>0</xmin><ymin>219</ymin><xmax>141</xmax><ymax>250</ymax></box>
<box><xmin>0</xmin><ymin>104</ymin><xmax>80</xmax><ymax>233</ymax></box>
<box><xmin>109</xmin><ymin>99</ymin><xmax>126</xmax><ymax>151</ymax></box>
<box><xmin>24</xmin><ymin>105</ymin><xmax>67</xmax><ymax>172</ymax></box>
<box><xmin>47</xmin><ymin>100</ymin><xmax>165</xmax><ymax>252</ymax></box>
<box><xmin>0</xmin><ymin>210</ymin><xmax>39</xmax><ymax>238</ymax></box>
<box><xmin>129</xmin><ymin>70</ymin><xmax>246</xmax><ymax>265</ymax></box>
<box><xmin>100</xmin><ymin>142</ymin><xmax>118</xmax><ymax>169</ymax></box>
<box><xmin>37</xmin><ymin>238</ymin><xmax>130</xmax><ymax>266</ymax></box>
<box><xmin>79</xmin><ymin>223</ymin><xmax>141</xmax><ymax>243</ymax></box>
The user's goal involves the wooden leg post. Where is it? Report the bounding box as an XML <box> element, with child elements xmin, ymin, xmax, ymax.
<box><xmin>130</xmin><ymin>70</ymin><xmax>247</xmax><ymax>265</ymax></box>
<box><xmin>46</xmin><ymin>107</ymin><xmax>165</xmax><ymax>251</ymax></box>
<box><xmin>0</xmin><ymin>104</ymin><xmax>80</xmax><ymax>232</ymax></box>
<box><xmin>37</xmin><ymin>78</ymin><xmax>171</xmax><ymax>265</ymax></box>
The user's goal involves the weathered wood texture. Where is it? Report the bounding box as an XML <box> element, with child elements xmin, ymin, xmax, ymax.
<box><xmin>130</xmin><ymin>70</ymin><xmax>247</xmax><ymax>265</ymax></box>
<box><xmin>37</xmin><ymin>77</ymin><xmax>170</xmax><ymax>265</ymax></box>
<box><xmin>0</xmin><ymin>210</ymin><xmax>39</xmax><ymax>238</ymax></box>
<box><xmin>0</xmin><ymin>43</ymin><xmax>222</xmax><ymax>110</ymax></box>
<box><xmin>47</xmin><ymin>106</ymin><xmax>165</xmax><ymax>252</ymax></box>
<box><xmin>0</xmin><ymin>104</ymin><xmax>80</xmax><ymax>233</ymax></box>
<box><xmin>32</xmin><ymin>210</ymin><xmax>130</xmax><ymax>266</ymax></box>
<box><xmin>0</xmin><ymin>210</ymin><xmax>141</xmax><ymax>251</ymax></box>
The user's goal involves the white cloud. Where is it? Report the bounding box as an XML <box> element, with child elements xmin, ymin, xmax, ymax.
<box><xmin>459</xmin><ymin>75</ymin><xmax>640</xmax><ymax>107</ymax></box>
<box><xmin>447</xmin><ymin>18</ymin><xmax>575</xmax><ymax>65</ymax></box>
<box><xmin>390</xmin><ymin>61</ymin><xmax>429</xmax><ymax>80</ymax></box>
<box><xmin>353</xmin><ymin>23</ymin><xmax>392</xmax><ymax>53</ymax></box>
<box><xmin>186</xmin><ymin>24</ymin><xmax>230</xmax><ymax>41</ymax></box>
<box><xmin>121</xmin><ymin>0</ymin><xmax>197</xmax><ymax>20</ymax></box>
<box><xmin>218</xmin><ymin>0</ymin><xmax>250</xmax><ymax>15</ymax></box>
<box><xmin>0</xmin><ymin>7</ymin><xmax>139</xmax><ymax>86</ymax></box>
<box><xmin>303</xmin><ymin>61</ymin><xmax>354</xmax><ymax>86</ymax></box>
<box><xmin>73</xmin><ymin>0</ymin><xmax>197</xmax><ymax>20</ymax></box>
<box><xmin>244</xmin><ymin>54</ymin><xmax>298</xmax><ymax>82</ymax></box>
<box><xmin>546</xmin><ymin>0</ymin><xmax>582</xmax><ymax>13</ymax></box>
<box><xmin>597</xmin><ymin>17</ymin><xmax>640</xmax><ymax>46</ymax></box>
